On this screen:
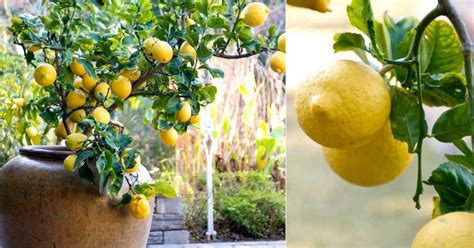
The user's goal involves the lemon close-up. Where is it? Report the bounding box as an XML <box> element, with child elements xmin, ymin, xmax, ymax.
<box><xmin>179</xmin><ymin>42</ymin><xmax>197</xmax><ymax>60</ymax></box>
<box><xmin>151</xmin><ymin>40</ymin><xmax>173</xmax><ymax>64</ymax></box>
<box><xmin>63</xmin><ymin>154</ymin><xmax>77</xmax><ymax>173</ymax></box>
<box><xmin>295</xmin><ymin>60</ymin><xmax>391</xmax><ymax>149</ymax></box>
<box><xmin>91</xmin><ymin>106</ymin><xmax>110</xmax><ymax>124</ymax></box>
<box><xmin>110</xmin><ymin>75</ymin><xmax>132</xmax><ymax>99</ymax></box>
<box><xmin>322</xmin><ymin>123</ymin><xmax>413</xmax><ymax>186</ymax></box>
<box><xmin>412</xmin><ymin>212</ymin><xmax>474</xmax><ymax>248</ymax></box>
<box><xmin>160</xmin><ymin>127</ymin><xmax>179</xmax><ymax>146</ymax></box>
<box><xmin>34</xmin><ymin>63</ymin><xmax>57</xmax><ymax>87</ymax></box>
<box><xmin>241</xmin><ymin>2</ymin><xmax>270</xmax><ymax>27</ymax></box>
<box><xmin>177</xmin><ymin>102</ymin><xmax>192</xmax><ymax>123</ymax></box>
<box><xmin>129</xmin><ymin>194</ymin><xmax>151</xmax><ymax>220</ymax></box>
<box><xmin>65</xmin><ymin>133</ymin><xmax>88</xmax><ymax>151</ymax></box>
<box><xmin>269</xmin><ymin>51</ymin><xmax>286</xmax><ymax>74</ymax></box>
<box><xmin>66</xmin><ymin>90</ymin><xmax>87</xmax><ymax>110</ymax></box>
<box><xmin>70</xmin><ymin>58</ymin><xmax>86</xmax><ymax>76</ymax></box>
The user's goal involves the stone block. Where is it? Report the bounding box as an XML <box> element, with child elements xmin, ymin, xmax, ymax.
<box><xmin>151</xmin><ymin>217</ymin><xmax>184</xmax><ymax>231</ymax></box>
<box><xmin>155</xmin><ymin>197</ymin><xmax>183</xmax><ymax>214</ymax></box>
<box><xmin>163</xmin><ymin>230</ymin><xmax>189</xmax><ymax>244</ymax></box>
<box><xmin>147</xmin><ymin>231</ymin><xmax>164</xmax><ymax>244</ymax></box>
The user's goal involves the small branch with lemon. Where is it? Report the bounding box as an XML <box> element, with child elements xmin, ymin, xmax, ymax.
<box><xmin>8</xmin><ymin>0</ymin><xmax>285</xmax><ymax>220</ymax></box>
<box><xmin>293</xmin><ymin>0</ymin><xmax>473</xmax><ymax>245</ymax></box>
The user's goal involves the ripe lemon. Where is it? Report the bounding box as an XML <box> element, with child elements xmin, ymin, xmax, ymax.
<box><xmin>73</xmin><ymin>77</ymin><xmax>83</xmax><ymax>89</ymax></box>
<box><xmin>69</xmin><ymin>109</ymin><xmax>86</xmax><ymax>123</ymax></box>
<box><xmin>190</xmin><ymin>114</ymin><xmax>201</xmax><ymax>124</ymax></box>
<box><xmin>82</xmin><ymin>74</ymin><xmax>97</xmax><ymax>91</ymax></box>
<box><xmin>269</xmin><ymin>51</ymin><xmax>286</xmax><ymax>74</ymax></box>
<box><xmin>287</xmin><ymin>0</ymin><xmax>331</xmax><ymax>12</ymax></box>
<box><xmin>31</xmin><ymin>135</ymin><xmax>41</xmax><ymax>145</ymax></box>
<box><xmin>94</xmin><ymin>82</ymin><xmax>110</xmax><ymax>100</ymax></box>
<box><xmin>26</xmin><ymin>126</ymin><xmax>38</xmax><ymax>138</ymax></box>
<box><xmin>54</xmin><ymin>120</ymin><xmax>76</xmax><ymax>139</ymax></box>
<box><xmin>179</xmin><ymin>42</ymin><xmax>197</xmax><ymax>60</ymax></box>
<box><xmin>64</xmin><ymin>154</ymin><xmax>77</xmax><ymax>172</ymax></box>
<box><xmin>129</xmin><ymin>194</ymin><xmax>151</xmax><ymax>220</ymax></box>
<box><xmin>152</xmin><ymin>40</ymin><xmax>173</xmax><ymax>64</ymax></box>
<box><xmin>91</xmin><ymin>106</ymin><xmax>110</xmax><ymax>124</ymax></box>
<box><xmin>412</xmin><ymin>212</ymin><xmax>474</xmax><ymax>248</ymax></box>
<box><xmin>121</xmin><ymin>68</ymin><xmax>141</xmax><ymax>82</ymax></box>
<box><xmin>66</xmin><ymin>90</ymin><xmax>87</xmax><ymax>110</ymax></box>
<box><xmin>160</xmin><ymin>128</ymin><xmax>179</xmax><ymax>146</ymax></box>
<box><xmin>13</xmin><ymin>98</ymin><xmax>25</xmax><ymax>108</ymax></box>
<box><xmin>65</xmin><ymin>133</ymin><xmax>88</xmax><ymax>150</ymax></box>
<box><xmin>110</xmin><ymin>75</ymin><xmax>132</xmax><ymax>99</ymax></box>
<box><xmin>70</xmin><ymin>58</ymin><xmax>86</xmax><ymax>76</ymax></box>
<box><xmin>186</xmin><ymin>18</ymin><xmax>196</xmax><ymax>28</ymax></box>
<box><xmin>34</xmin><ymin>63</ymin><xmax>57</xmax><ymax>87</ymax></box>
<box><xmin>322</xmin><ymin>123</ymin><xmax>412</xmax><ymax>186</ymax></box>
<box><xmin>177</xmin><ymin>102</ymin><xmax>192</xmax><ymax>123</ymax></box>
<box><xmin>241</xmin><ymin>2</ymin><xmax>270</xmax><ymax>27</ymax></box>
<box><xmin>143</xmin><ymin>37</ymin><xmax>158</xmax><ymax>55</ymax></box>
<box><xmin>121</xmin><ymin>149</ymin><xmax>141</xmax><ymax>173</ymax></box>
<box><xmin>295</xmin><ymin>60</ymin><xmax>390</xmax><ymax>149</ymax></box>
<box><xmin>277</xmin><ymin>33</ymin><xmax>286</xmax><ymax>52</ymax></box>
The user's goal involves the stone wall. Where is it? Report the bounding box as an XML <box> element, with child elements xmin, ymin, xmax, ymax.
<box><xmin>147</xmin><ymin>196</ymin><xmax>189</xmax><ymax>245</ymax></box>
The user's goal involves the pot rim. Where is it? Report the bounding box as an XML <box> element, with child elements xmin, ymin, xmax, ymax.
<box><xmin>19</xmin><ymin>145</ymin><xmax>73</xmax><ymax>160</ymax></box>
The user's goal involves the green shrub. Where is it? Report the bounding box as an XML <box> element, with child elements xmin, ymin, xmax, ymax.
<box><xmin>185</xmin><ymin>171</ymin><xmax>285</xmax><ymax>240</ymax></box>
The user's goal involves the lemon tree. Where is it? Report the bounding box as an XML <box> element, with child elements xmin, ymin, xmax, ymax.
<box><xmin>8</xmin><ymin>0</ymin><xmax>284</xmax><ymax>220</ymax></box>
<box><xmin>0</xmin><ymin>49</ymin><xmax>47</xmax><ymax>166</ymax></box>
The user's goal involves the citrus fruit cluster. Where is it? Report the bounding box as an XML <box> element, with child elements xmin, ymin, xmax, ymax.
<box><xmin>295</xmin><ymin>60</ymin><xmax>412</xmax><ymax>186</ymax></box>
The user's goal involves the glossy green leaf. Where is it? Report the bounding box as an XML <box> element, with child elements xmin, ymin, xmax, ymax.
<box><xmin>390</xmin><ymin>88</ymin><xmax>425</xmax><ymax>153</ymax></box>
<box><xmin>333</xmin><ymin>32</ymin><xmax>369</xmax><ymax>63</ymax></box>
<box><xmin>154</xmin><ymin>180</ymin><xmax>177</xmax><ymax>198</ymax></box>
<box><xmin>432</xmin><ymin>102</ymin><xmax>470</xmax><ymax>142</ymax></box>
<box><xmin>422</xmin><ymin>72</ymin><xmax>466</xmax><ymax>107</ymax></box>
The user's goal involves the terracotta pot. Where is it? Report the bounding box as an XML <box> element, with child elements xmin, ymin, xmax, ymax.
<box><xmin>0</xmin><ymin>146</ymin><xmax>153</xmax><ymax>248</ymax></box>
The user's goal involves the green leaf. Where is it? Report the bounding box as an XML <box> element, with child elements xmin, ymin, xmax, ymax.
<box><xmin>453</xmin><ymin>139</ymin><xmax>472</xmax><ymax>156</ymax></box>
<box><xmin>333</xmin><ymin>32</ymin><xmax>369</xmax><ymax>63</ymax></box>
<box><xmin>116</xmin><ymin>192</ymin><xmax>132</xmax><ymax>205</ymax></box>
<box><xmin>154</xmin><ymin>180</ymin><xmax>177</xmax><ymax>198</ymax></box>
<box><xmin>445</xmin><ymin>154</ymin><xmax>474</xmax><ymax>170</ymax></box>
<box><xmin>383</xmin><ymin>15</ymin><xmax>418</xmax><ymax>60</ymax></box>
<box><xmin>425</xmin><ymin>162</ymin><xmax>474</xmax><ymax>214</ymax></box>
<box><xmin>108</xmin><ymin>174</ymin><xmax>123</xmax><ymax>198</ymax></box>
<box><xmin>166</xmin><ymin>97</ymin><xmax>181</xmax><ymax>113</ymax></box>
<box><xmin>197</xmin><ymin>43</ymin><xmax>212</xmax><ymax>62</ymax></box>
<box><xmin>421</xmin><ymin>72</ymin><xmax>466</xmax><ymax>107</ymax></box>
<box><xmin>424</xmin><ymin>20</ymin><xmax>463</xmax><ymax>74</ymax></box>
<box><xmin>78</xmin><ymin>165</ymin><xmax>96</xmax><ymax>184</ymax></box>
<box><xmin>74</xmin><ymin>149</ymin><xmax>95</xmax><ymax>170</ymax></box>
<box><xmin>432</xmin><ymin>102</ymin><xmax>470</xmax><ymax>142</ymax></box>
<box><xmin>134</xmin><ymin>183</ymin><xmax>156</xmax><ymax>199</ymax></box>
<box><xmin>390</xmin><ymin>88</ymin><xmax>425</xmax><ymax>153</ymax></box>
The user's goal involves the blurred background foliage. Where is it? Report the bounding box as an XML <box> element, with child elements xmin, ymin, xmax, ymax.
<box><xmin>2</xmin><ymin>0</ymin><xmax>285</xmax><ymax>241</ymax></box>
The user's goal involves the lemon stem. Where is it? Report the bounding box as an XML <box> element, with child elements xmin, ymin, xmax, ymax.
<box><xmin>378</xmin><ymin>64</ymin><xmax>397</xmax><ymax>77</ymax></box>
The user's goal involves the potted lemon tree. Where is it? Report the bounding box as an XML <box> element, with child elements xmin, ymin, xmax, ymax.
<box><xmin>0</xmin><ymin>0</ymin><xmax>285</xmax><ymax>247</ymax></box>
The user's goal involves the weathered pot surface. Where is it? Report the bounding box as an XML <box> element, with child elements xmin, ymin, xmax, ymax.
<box><xmin>0</xmin><ymin>145</ymin><xmax>153</xmax><ymax>248</ymax></box>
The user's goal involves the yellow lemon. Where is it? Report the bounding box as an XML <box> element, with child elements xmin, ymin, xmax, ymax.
<box><xmin>179</xmin><ymin>42</ymin><xmax>197</xmax><ymax>60</ymax></box>
<box><xmin>70</xmin><ymin>58</ymin><xmax>86</xmax><ymax>76</ymax></box>
<box><xmin>143</xmin><ymin>37</ymin><xmax>158</xmax><ymax>55</ymax></box>
<box><xmin>34</xmin><ymin>63</ymin><xmax>57</xmax><ymax>87</ymax></box>
<box><xmin>241</xmin><ymin>2</ymin><xmax>270</xmax><ymax>27</ymax></box>
<box><xmin>82</xmin><ymin>74</ymin><xmax>97</xmax><ymax>91</ymax></box>
<box><xmin>66</xmin><ymin>90</ymin><xmax>87</xmax><ymax>110</ymax></box>
<box><xmin>13</xmin><ymin>98</ymin><xmax>25</xmax><ymax>108</ymax></box>
<box><xmin>322</xmin><ymin>123</ymin><xmax>413</xmax><ymax>186</ymax></box>
<box><xmin>63</xmin><ymin>154</ymin><xmax>77</xmax><ymax>172</ymax></box>
<box><xmin>91</xmin><ymin>106</ymin><xmax>110</xmax><ymax>124</ymax></box>
<box><xmin>69</xmin><ymin>109</ymin><xmax>86</xmax><ymax>123</ymax></box>
<box><xmin>129</xmin><ymin>194</ymin><xmax>151</xmax><ymax>220</ymax></box>
<box><xmin>295</xmin><ymin>60</ymin><xmax>390</xmax><ymax>149</ymax></box>
<box><xmin>26</xmin><ymin>126</ymin><xmax>38</xmax><ymax>138</ymax></box>
<box><xmin>151</xmin><ymin>40</ymin><xmax>173</xmax><ymax>64</ymax></box>
<box><xmin>94</xmin><ymin>82</ymin><xmax>110</xmax><ymax>100</ymax></box>
<box><xmin>190</xmin><ymin>114</ymin><xmax>201</xmax><ymax>124</ymax></box>
<box><xmin>269</xmin><ymin>51</ymin><xmax>286</xmax><ymax>74</ymax></box>
<box><xmin>287</xmin><ymin>0</ymin><xmax>331</xmax><ymax>13</ymax></box>
<box><xmin>160</xmin><ymin>128</ymin><xmax>179</xmax><ymax>146</ymax></box>
<box><xmin>186</xmin><ymin>18</ymin><xmax>196</xmax><ymax>28</ymax></box>
<box><xmin>277</xmin><ymin>33</ymin><xmax>286</xmax><ymax>52</ymax></box>
<box><xmin>110</xmin><ymin>75</ymin><xmax>132</xmax><ymax>99</ymax></box>
<box><xmin>73</xmin><ymin>77</ymin><xmax>83</xmax><ymax>89</ymax></box>
<box><xmin>54</xmin><ymin>120</ymin><xmax>77</xmax><ymax>139</ymax></box>
<box><xmin>177</xmin><ymin>102</ymin><xmax>192</xmax><ymax>123</ymax></box>
<box><xmin>412</xmin><ymin>212</ymin><xmax>474</xmax><ymax>248</ymax></box>
<box><xmin>65</xmin><ymin>133</ymin><xmax>88</xmax><ymax>150</ymax></box>
<box><xmin>121</xmin><ymin>68</ymin><xmax>141</xmax><ymax>82</ymax></box>
<box><xmin>31</xmin><ymin>135</ymin><xmax>41</xmax><ymax>145</ymax></box>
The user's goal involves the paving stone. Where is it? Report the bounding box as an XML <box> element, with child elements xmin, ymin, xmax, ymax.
<box><xmin>156</xmin><ymin>197</ymin><xmax>183</xmax><ymax>214</ymax></box>
<box><xmin>154</xmin><ymin>213</ymin><xmax>185</xmax><ymax>220</ymax></box>
<box><xmin>148</xmin><ymin>231</ymin><xmax>164</xmax><ymax>244</ymax></box>
<box><xmin>163</xmin><ymin>230</ymin><xmax>190</xmax><ymax>244</ymax></box>
<box><xmin>151</xmin><ymin>216</ymin><xmax>184</xmax><ymax>231</ymax></box>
